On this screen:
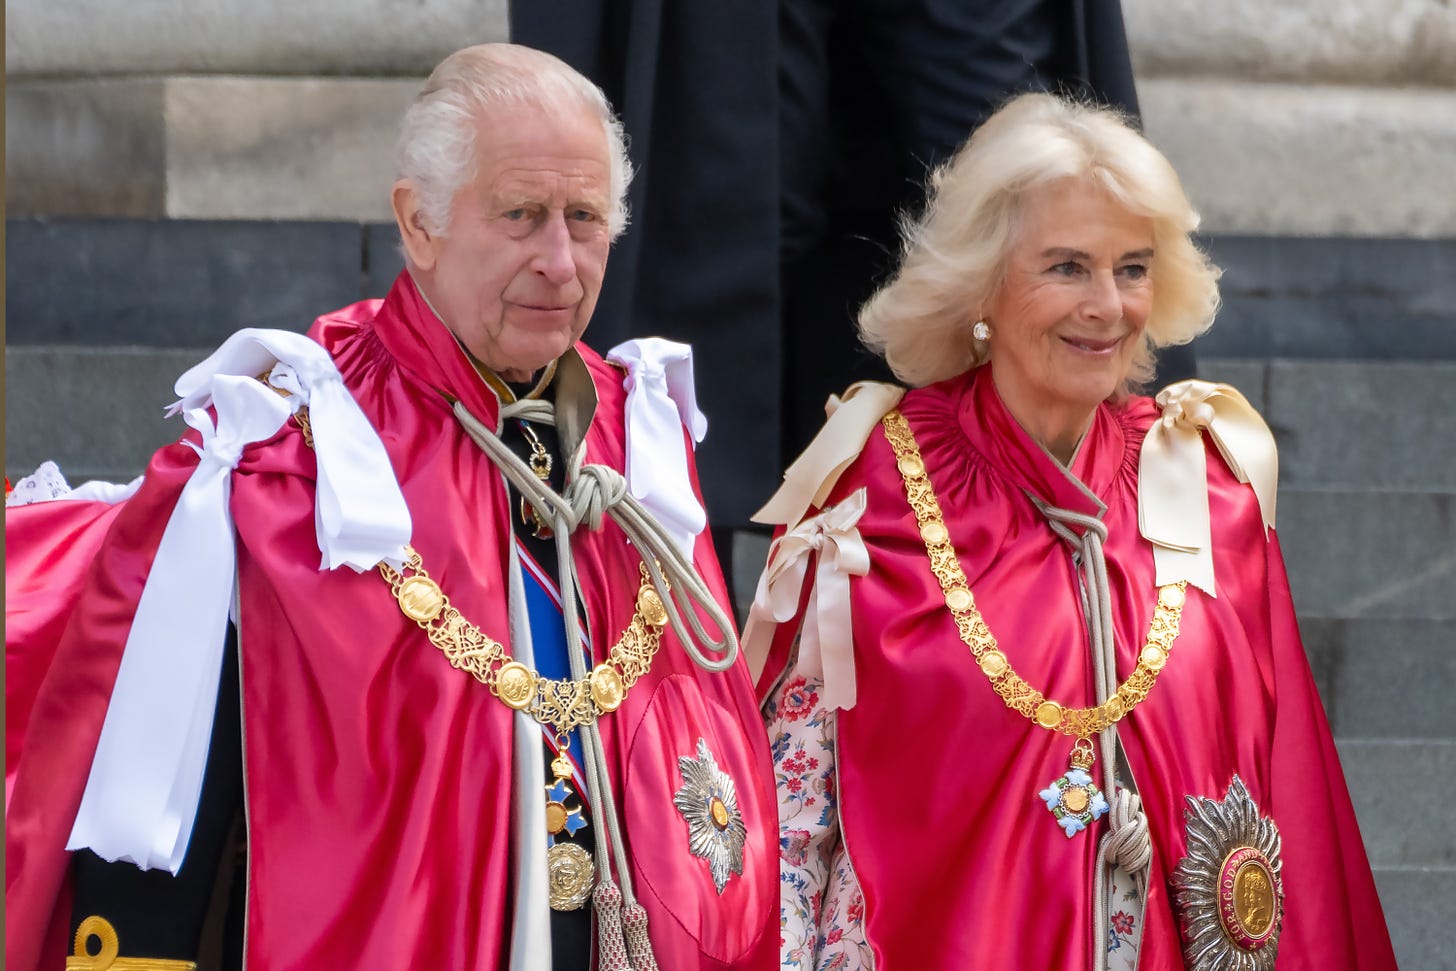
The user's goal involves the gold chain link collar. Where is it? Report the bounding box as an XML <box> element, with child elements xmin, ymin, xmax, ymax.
<box><xmin>881</xmin><ymin>409</ymin><xmax>1188</xmax><ymax>740</ymax></box>
<box><xmin>379</xmin><ymin>547</ymin><xmax>670</xmax><ymax>737</ymax></box>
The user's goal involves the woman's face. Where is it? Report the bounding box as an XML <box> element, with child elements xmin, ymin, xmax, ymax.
<box><xmin>982</xmin><ymin>178</ymin><xmax>1155</xmax><ymax>437</ymax></box>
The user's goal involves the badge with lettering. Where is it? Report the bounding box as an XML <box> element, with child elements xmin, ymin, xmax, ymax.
<box><xmin>1171</xmin><ymin>775</ymin><xmax>1284</xmax><ymax>970</ymax></box>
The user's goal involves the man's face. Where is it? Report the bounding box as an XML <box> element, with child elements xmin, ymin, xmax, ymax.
<box><xmin>413</xmin><ymin>101</ymin><xmax>613</xmax><ymax>382</ymax></box>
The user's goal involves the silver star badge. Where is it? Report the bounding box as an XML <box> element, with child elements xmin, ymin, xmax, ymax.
<box><xmin>672</xmin><ymin>738</ymin><xmax>747</xmax><ymax>894</ymax></box>
<box><xmin>1171</xmin><ymin>775</ymin><xmax>1285</xmax><ymax>970</ymax></box>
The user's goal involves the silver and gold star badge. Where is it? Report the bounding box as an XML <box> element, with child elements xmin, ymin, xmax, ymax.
<box><xmin>1171</xmin><ymin>775</ymin><xmax>1285</xmax><ymax>970</ymax></box>
<box><xmin>672</xmin><ymin>738</ymin><xmax>747</xmax><ymax>894</ymax></box>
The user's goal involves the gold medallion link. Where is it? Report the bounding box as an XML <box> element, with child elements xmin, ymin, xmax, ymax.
<box><xmin>881</xmin><ymin>410</ymin><xmax>1188</xmax><ymax>740</ymax></box>
<box><xmin>590</xmin><ymin>664</ymin><xmax>625</xmax><ymax>712</ymax></box>
<box><xmin>379</xmin><ymin>549</ymin><xmax>669</xmax><ymax>736</ymax></box>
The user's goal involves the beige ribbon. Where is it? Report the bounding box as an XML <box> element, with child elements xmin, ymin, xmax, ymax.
<box><xmin>753</xmin><ymin>381</ymin><xmax>904</xmax><ymax>532</ymax></box>
<box><xmin>742</xmin><ymin>489</ymin><xmax>869</xmax><ymax>711</ymax></box>
<box><xmin>1138</xmin><ymin>380</ymin><xmax>1278</xmax><ymax>596</ymax></box>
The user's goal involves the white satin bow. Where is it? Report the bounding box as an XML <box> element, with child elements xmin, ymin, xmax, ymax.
<box><xmin>70</xmin><ymin>328</ymin><xmax>412</xmax><ymax>872</ymax></box>
<box><xmin>742</xmin><ymin>489</ymin><xmax>869</xmax><ymax>711</ymax></box>
<box><xmin>69</xmin><ymin>375</ymin><xmax>293</xmax><ymax>872</ymax></box>
<box><xmin>606</xmin><ymin>338</ymin><xmax>709</xmax><ymax>559</ymax></box>
<box><xmin>172</xmin><ymin>328</ymin><xmax>411</xmax><ymax>571</ymax></box>
<box><xmin>1138</xmin><ymin>380</ymin><xmax>1278</xmax><ymax>596</ymax></box>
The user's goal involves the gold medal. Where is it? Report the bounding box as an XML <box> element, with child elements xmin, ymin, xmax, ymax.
<box><xmin>547</xmin><ymin>842</ymin><xmax>595</xmax><ymax>911</ymax></box>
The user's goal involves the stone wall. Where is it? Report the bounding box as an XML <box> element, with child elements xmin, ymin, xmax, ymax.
<box><xmin>1124</xmin><ymin>0</ymin><xmax>1456</xmax><ymax>237</ymax></box>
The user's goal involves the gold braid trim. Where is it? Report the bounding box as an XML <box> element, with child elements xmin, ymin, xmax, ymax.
<box><xmin>68</xmin><ymin>916</ymin><xmax>198</xmax><ymax>970</ymax></box>
<box><xmin>380</xmin><ymin>548</ymin><xmax>669</xmax><ymax>737</ymax></box>
<box><xmin>880</xmin><ymin>409</ymin><xmax>1188</xmax><ymax>739</ymax></box>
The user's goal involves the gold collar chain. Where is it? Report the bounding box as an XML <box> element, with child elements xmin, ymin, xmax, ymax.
<box><xmin>881</xmin><ymin>410</ymin><xmax>1188</xmax><ymax>743</ymax></box>
<box><xmin>379</xmin><ymin>546</ymin><xmax>671</xmax><ymax>737</ymax></box>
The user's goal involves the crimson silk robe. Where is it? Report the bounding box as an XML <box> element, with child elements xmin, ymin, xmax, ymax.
<box><xmin>7</xmin><ymin>273</ymin><xmax>778</xmax><ymax>970</ymax></box>
<box><xmin>761</xmin><ymin>365</ymin><xmax>1397</xmax><ymax>969</ymax></box>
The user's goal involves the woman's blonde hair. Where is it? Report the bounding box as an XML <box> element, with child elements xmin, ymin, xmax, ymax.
<box><xmin>858</xmin><ymin>92</ymin><xmax>1220</xmax><ymax>390</ymax></box>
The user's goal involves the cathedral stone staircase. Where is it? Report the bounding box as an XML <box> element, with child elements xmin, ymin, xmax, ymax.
<box><xmin>8</xmin><ymin>0</ymin><xmax>1455</xmax><ymax>964</ymax></box>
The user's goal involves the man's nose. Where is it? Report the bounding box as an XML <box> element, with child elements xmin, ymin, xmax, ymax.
<box><xmin>532</xmin><ymin>214</ymin><xmax>576</xmax><ymax>284</ymax></box>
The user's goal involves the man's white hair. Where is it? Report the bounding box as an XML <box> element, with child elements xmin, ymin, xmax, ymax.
<box><xmin>395</xmin><ymin>43</ymin><xmax>633</xmax><ymax>240</ymax></box>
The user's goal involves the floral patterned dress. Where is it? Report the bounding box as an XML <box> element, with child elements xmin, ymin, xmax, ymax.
<box><xmin>766</xmin><ymin>672</ymin><xmax>875</xmax><ymax>970</ymax></box>
<box><xmin>766</xmin><ymin>665</ymin><xmax>1142</xmax><ymax>971</ymax></box>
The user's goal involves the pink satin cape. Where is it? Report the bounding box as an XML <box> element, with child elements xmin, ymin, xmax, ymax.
<box><xmin>761</xmin><ymin>365</ymin><xmax>1397</xmax><ymax>970</ymax></box>
<box><xmin>6</xmin><ymin>273</ymin><xmax>778</xmax><ymax>970</ymax></box>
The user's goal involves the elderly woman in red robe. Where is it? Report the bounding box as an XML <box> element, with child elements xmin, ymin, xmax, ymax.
<box><xmin>745</xmin><ymin>93</ymin><xmax>1398</xmax><ymax>971</ymax></box>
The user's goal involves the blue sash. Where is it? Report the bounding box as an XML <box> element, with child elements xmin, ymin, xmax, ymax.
<box><xmin>516</xmin><ymin>540</ymin><xmax>592</xmax><ymax>805</ymax></box>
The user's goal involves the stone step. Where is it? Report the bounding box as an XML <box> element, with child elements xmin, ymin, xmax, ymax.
<box><xmin>1138</xmin><ymin>78</ymin><xmax>1456</xmax><ymax>237</ymax></box>
<box><xmin>6</xmin><ymin>78</ymin><xmax>418</xmax><ymax>220</ymax></box>
<box><xmin>6</xmin><ymin>0</ymin><xmax>505</xmax><ymax>76</ymax></box>
<box><xmin>5</xmin><ymin>346</ymin><xmax>204</xmax><ymax>483</ymax></box>
<box><xmin>1340</xmin><ymin>740</ymin><xmax>1456</xmax><ymax>868</ymax></box>
<box><xmin>1277</xmin><ymin>486</ymin><xmax>1456</xmax><ymax>621</ymax></box>
<box><xmin>1193</xmin><ymin>238</ymin><xmax>1456</xmax><ymax>361</ymax></box>
<box><xmin>1197</xmin><ymin>358</ymin><xmax>1456</xmax><ymax>489</ymax></box>
<box><xmin>1123</xmin><ymin>0</ymin><xmax>1456</xmax><ymax>86</ymax></box>
<box><xmin>4</xmin><ymin>219</ymin><xmax>371</xmax><ymax>347</ymax></box>
<box><xmin>1374</xmin><ymin>866</ymin><xmax>1456</xmax><ymax>971</ymax></box>
<box><xmin>12</xmin><ymin>219</ymin><xmax>1455</xmax><ymax>360</ymax></box>
<box><xmin>1303</xmin><ymin>619</ymin><xmax>1456</xmax><ymax>741</ymax></box>
<box><xmin>9</xmin><ymin>74</ymin><xmax>1456</xmax><ymax>237</ymax></box>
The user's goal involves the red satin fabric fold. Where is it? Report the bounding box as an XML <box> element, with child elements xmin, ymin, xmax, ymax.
<box><xmin>6</xmin><ymin>272</ymin><xmax>777</xmax><ymax>970</ymax></box>
<box><xmin>795</xmin><ymin>365</ymin><xmax>1394</xmax><ymax>969</ymax></box>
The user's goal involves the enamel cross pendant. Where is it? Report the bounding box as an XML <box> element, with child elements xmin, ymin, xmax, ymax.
<box><xmin>1038</xmin><ymin>738</ymin><xmax>1110</xmax><ymax>838</ymax></box>
<box><xmin>545</xmin><ymin>750</ymin><xmax>593</xmax><ymax>910</ymax></box>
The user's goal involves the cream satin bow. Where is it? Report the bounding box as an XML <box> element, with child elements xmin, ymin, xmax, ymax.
<box><xmin>743</xmin><ymin>489</ymin><xmax>869</xmax><ymax>711</ymax></box>
<box><xmin>1138</xmin><ymin>380</ymin><xmax>1278</xmax><ymax>596</ymax></box>
<box><xmin>753</xmin><ymin>381</ymin><xmax>904</xmax><ymax>533</ymax></box>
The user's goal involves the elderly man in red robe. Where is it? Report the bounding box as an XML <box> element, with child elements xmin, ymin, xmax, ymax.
<box><xmin>6</xmin><ymin>43</ymin><xmax>777</xmax><ymax>971</ymax></box>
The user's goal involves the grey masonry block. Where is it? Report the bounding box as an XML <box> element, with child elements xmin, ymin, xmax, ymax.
<box><xmin>1139</xmin><ymin>79</ymin><xmax>1456</xmax><ymax>238</ymax></box>
<box><xmin>1194</xmin><ymin>358</ymin><xmax>1266</xmax><ymax>414</ymax></box>
<box><xmin>1277</xmin><ymin>488</ymin><xmax>1456</xmax><ymax>621</ymax></box>
<box><xmin>1338</xmin><ymin>740</ymin><xmax>1456</xmax><ymax>868</ymax></box>
<box><xmin>1302</xmin><ymin>618</ymin><xmax>1456</xmax><ymax>740</ymax></box>
<box><xmin>5</xmin><ymin>347</ymin><xmax>206</xmax><ymax>484</ymax></box>
<box><xmin>1264</xmin><ymin>361</ymin><xmax>1456</xmax><ymax>491</ymax></box>
<box><xmin>1196</xmin><ymin>358</ymin><xmax>1456</xmax><ymax>490</ymax></box>
<box><xmin>6</xmin><ymin>0</ymin><xmax>507</xmax><ymax>77</ymax></box>
<box><xmin>5</xmin><ymin>220</ymin><xmax>364</xmax><ymax>347</ymax></box>
<box><xmin>7</xmin><ymin>78</ymin><xmax>419</xmax><ymax>221</ymax></box>
<box><xmin>364</xmin><ymin>222</ymin><xmax>408</xmax><ymax>298</ymax></box>
<box><xmin>1373</xmin><ymin>867</ymin><xmax>1456</xmax><ymax>971</ymax></box>
<box><xmin>5</xmin><ymin>79</ymin><xmax>167</xmax><ymax>218</ymax></box>
<box><xmin>163</xmin><ymin>78</ymin><xmax>417</xmax><ymax>221</ymax></box>
<box><xmin>1192</xmin><ymin>237</ymin><xmax>1456</xmax><ymax>361</ymax></box>
<box><xmin>1124</xmin><ymin>0</ymin><xmax>1456</xmax><ymax>86</ymax></box>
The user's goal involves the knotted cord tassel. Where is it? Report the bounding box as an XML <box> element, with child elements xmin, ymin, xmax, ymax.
<box><xmin>622</xmin><ymin>901</ymin><xmax>660</xmax><ymax>971</ymax></box>
<box><xmin>594</xmin><ymin>879</ymin><xmax>632</xmax><ymax>971</ymax></box>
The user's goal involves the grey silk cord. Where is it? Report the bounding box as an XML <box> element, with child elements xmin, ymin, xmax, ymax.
<box><xmin>1032</xmin><ymin>498</ymin><xmax>1153</xmax><ymax>971</ymax></box>
<box><xmin>455</xmin><ymin>398</ymin><xmax>739</xmax><ymax>970</ymax></box>
<box><xmin>462</xmin><ymin>399</ymin><xmax>738</xmax><ymax>672</ymax></box>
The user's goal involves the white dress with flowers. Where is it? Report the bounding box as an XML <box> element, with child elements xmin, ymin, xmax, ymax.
<box><xmin>766</xmin><ymin>672</ymin><xmax>874</xmax><ymax>970</ymax></box>
<box><xmin>767</xmin><ymin>668</ymin><xmax>1142</xmax><ymax>971</ymax></box>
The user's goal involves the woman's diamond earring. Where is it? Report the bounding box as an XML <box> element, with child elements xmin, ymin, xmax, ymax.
<box><xmin>973</xmin><ymin>321</ymin><xmax>990</xmax><ymax>342</ymax></box>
